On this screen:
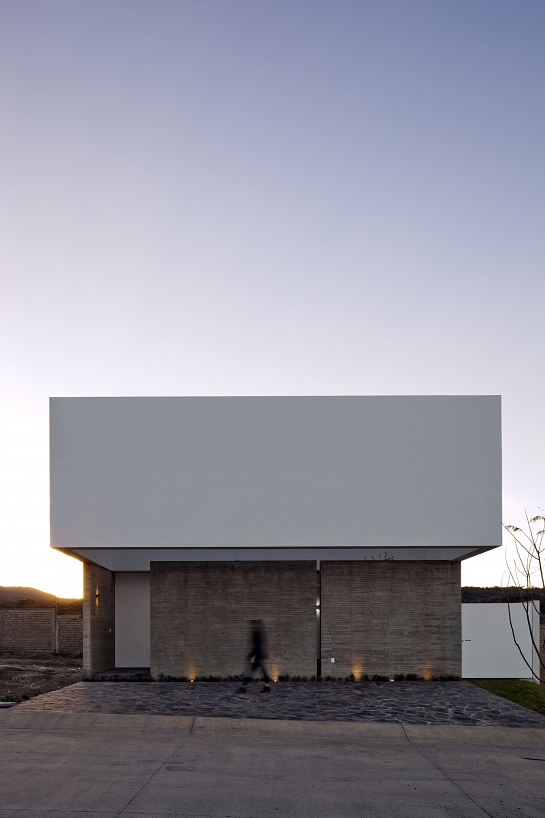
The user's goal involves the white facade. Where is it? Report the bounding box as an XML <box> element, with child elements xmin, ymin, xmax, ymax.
<box><xmin>50</xmin><ymin>396</ymin><xmax>501</xmax><ymax>570</ymax></box>
<box><xmin>462</xmin><ymin>602</ymin><xmax>541</xmax><ymax>680</ymax></box>
<box><xmin>114</xmin><ymin>573</ymin><xmax>150</xmax><ymax>668</ymax></box>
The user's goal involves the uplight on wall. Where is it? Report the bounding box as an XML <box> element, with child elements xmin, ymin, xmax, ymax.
<box><xmin>351</xmin><ymin>663</ymin><xmax>363</xmax><ymax>679</ymax></box>
<box><xmin>422</xmin><ymin>663</ymin><xmax>433</xmax><ymax>681</ymax></box>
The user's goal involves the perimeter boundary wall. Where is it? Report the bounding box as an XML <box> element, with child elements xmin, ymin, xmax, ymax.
<box><xmin>0</xmin><ymin>610</ymin><xmax>82</xmax><ymax>655</ymax></box>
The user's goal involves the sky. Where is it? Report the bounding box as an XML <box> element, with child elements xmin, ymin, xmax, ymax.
<box><xmin>0</xmin><ymin>0</ymin><xmax>543</xmax><ymax>598</ymax></box>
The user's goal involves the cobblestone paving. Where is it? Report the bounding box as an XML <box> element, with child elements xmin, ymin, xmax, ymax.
<box><xmin>13</xmin><ymin>680</ymin><xmax>545</xmax><ymax>727</ymax></box>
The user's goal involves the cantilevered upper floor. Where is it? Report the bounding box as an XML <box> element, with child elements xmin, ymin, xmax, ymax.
<box><xmin>50</xmin><ymin>395</ymin><xmax>502</xmax><ymax>570</ymax></box>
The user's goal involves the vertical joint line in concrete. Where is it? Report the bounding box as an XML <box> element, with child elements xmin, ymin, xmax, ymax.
<box><xmin>316</xmin><ymin>565</ymin><xmax>321</xmax><ymax>679</ymax></box>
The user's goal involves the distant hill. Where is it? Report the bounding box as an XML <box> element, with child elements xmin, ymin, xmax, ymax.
<box><xmin>0</xmin><ymin>587</ymin><xmax>82</xmax><ymax>615</ymax></box>
<box><xmin>1</xmin><ymin>585</ymin><xmax>541</xmax><ymax>619</ymax></box>
<box><xmin>462</xmin><ymin>586</ymin><xmax>544</xmax><ymax>608</ymax></box>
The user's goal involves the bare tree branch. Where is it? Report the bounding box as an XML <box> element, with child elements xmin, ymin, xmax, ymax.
<box><xmin>503</xmin><ymin>508</ymin><xmax>545</xmax><ymax>679</ymax></box>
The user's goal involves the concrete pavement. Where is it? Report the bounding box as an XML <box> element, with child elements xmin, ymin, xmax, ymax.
<box><xmin>0</xmin><ymin>709</ymin><xmax>544</xmax><ymax>817</ymax></box>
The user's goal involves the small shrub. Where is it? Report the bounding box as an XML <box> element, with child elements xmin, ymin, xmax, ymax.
<box><xmin>158</xmin><ymin>674</ymin><xmax>189</xmax><ymax>682</ymax></box>
<box><xmin>1</xmin><ymin>693</ymin><xmax>19</xmax><ymax>702</ymax></box>
<box><xmin>406</xmin><ymin>673</ymin><xmax>419</xmax><ymax>681</ymax></box>
<box><xmin>372</xmin><ymin>674</ymin><xmax>388</xmax><ymax>682</ymax></box>
<box><xmin>394</xmin><ymin>674</ymin><xmax>405</xmax><ymax>681</ymax></box>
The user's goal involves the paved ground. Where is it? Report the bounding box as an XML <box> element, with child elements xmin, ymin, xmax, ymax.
<box><xmin>13</xmin><ymin>679</ymin><xmax>545</xmax><ymax>727</ymax></box>
<box><xmin>1</xmin><ymin>709</ymin><xmax>544</xmax><ymax>818</ymax></box>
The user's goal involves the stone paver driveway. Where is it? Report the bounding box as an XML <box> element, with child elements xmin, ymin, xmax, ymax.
<box><xmin>14</xmin><ymin>679</ymin><xmax>545</xmax><ymax>727</ymax></box>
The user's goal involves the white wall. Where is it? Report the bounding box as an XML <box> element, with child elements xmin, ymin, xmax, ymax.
<box><xmin>462</xmin><ymin>602</ymin><xmax>540</xmax><ymax>680</ymax></box>
<box><xmin>114</xmin><ymin>572</ymin><xmax>150</xmax><ymax>668</ymax></box>
<box><xmin>50</xmin><ymin>396</ymin><xmax>501</xmax><ymax>550</ymax></box>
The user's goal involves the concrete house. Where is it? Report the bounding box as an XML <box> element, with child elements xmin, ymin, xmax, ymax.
<box><xmin>50</xmin><ymin>396</ymin><xmax>502</xmax><ymax>680</ymax></box>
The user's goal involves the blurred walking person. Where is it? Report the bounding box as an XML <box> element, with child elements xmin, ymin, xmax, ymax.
<box><xmin>238</xmin><ymin>620</ymin><xmax>271</xmax><ymax>693</ymax></box>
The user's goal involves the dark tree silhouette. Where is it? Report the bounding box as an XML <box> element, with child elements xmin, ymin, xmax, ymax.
<box><xmin>504</xmin><ymin>510</ymin><xmax>544</xmax><ymax>682</ymax></box>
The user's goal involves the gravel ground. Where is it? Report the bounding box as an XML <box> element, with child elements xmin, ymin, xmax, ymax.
<box><xmin>13</xmin><ymin>678</ymin><xmax>545</xmax><ymax>727</ymax></box>
<box><xmin>0</xmin><ymin>652</ymin><xmax>83</xmax><ymax>701</ymax></box>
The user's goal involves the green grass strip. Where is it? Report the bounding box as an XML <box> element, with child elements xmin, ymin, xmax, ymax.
<box><xmin>469</xmin><ymin>679</ymin><xmax>545</xmax><ymax>716</ymax></box>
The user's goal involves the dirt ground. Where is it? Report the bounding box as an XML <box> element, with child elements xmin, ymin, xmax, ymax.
<box><xmin>0</xmin><ymin>652</ymin><xmax>83</xmax><ymax>701</ymax></box>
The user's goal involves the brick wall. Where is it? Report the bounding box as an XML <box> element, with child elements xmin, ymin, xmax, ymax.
<box><xmin>57</xmin><ymin>616</ymin><xmax>83</xmax><ymax>655</ymax></box>
<box><xmin>0</xmin><ymin>609</ymin><xmax>55</xmax><ymax>652</ymax></box>
<box><xmin>0</xmin><ymin>610</ymin><xmax>82</xmax><ymax>654</ymax></box>
<box><xmin>150</xmin><ymin>561</ymin><xmax>317</xmax><ymax>680</ymax></box>
<box><xmin>83</xmin><ymin>562</ymin><xmax>115</xmax><ymax>676</ymax></box>
<box><xmin>321</xmin><ymin>561</ymin><xmax>461</xmax><ymax>679</ymax></box>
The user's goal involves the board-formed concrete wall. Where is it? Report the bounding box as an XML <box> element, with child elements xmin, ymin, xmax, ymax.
<box><xmin>83</xmin><ymin>562</ymin><xmax>115</xmax><ymax>676</ymax></box>
<box><xmin>150</xmin><ymin>561</ymin><xmax>317</xmax><ymax>680</ymax></box>
<box><xmin>320</xmin><ymin>561</ymin><xmax>461</xmax><ymax>679</ymax></box>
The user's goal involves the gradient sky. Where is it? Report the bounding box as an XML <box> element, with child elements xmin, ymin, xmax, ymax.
<box><xmin>1</xmin><ymin>1</ymin><xmax>543</xmax><ymax>597</ymax></box>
